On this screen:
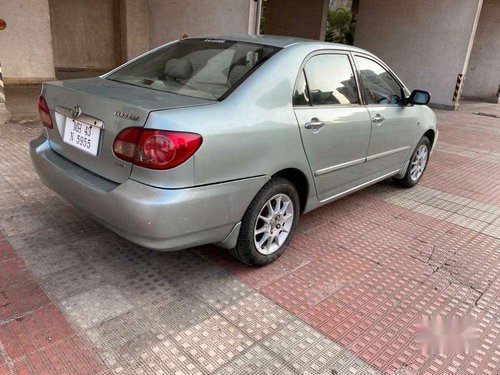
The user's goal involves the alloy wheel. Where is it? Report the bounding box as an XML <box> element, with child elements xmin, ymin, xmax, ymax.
<box><xmin>253</xmin><ymin>193</ymin><xmax>294</xmax><ymax>255</ymax></box>
<box><xmin>410</xmin><ymin>144</ymin><xmax>429</xmax><ymax>182</ymax></box>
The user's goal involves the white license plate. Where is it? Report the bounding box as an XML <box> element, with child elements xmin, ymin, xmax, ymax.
<box><xmin>63</xmin><ymin>117</ymin><xmax>101</xmax><ymax>156</ymax></box>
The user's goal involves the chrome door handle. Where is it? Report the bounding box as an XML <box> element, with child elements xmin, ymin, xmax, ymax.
<box><xmin>372</xmin><ymin>114</ymin><xmax>385</xmax><ymax>125</ymax></box>
<box><xmin>305</xmin><ymin>118</ymin><xmax>325</xmax><ymax>130</ymax></box>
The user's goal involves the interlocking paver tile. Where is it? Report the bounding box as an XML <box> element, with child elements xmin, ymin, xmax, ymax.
<box><xmin>173</xmin><ymin>314</ymin><xmax>253</xmax><ymax>373</ymax></box>
<box><xmin>262</xmin><ymin>319</ymin><xmax>375</xmax><ymax>374</ymax></box>
<box><xmin>0</xmin><ymin>209</ymin><xmax>48</xmax><ymax>238</ymax></box>
<box><xmin>13</xmin><ymin>336</ymin><xmax>103</xmax><ymax>375</ymax></box>
<box><xmin>86</xmin><ymin>308</ymin><xmax>153</xmax><ymax>353</ymax></box>
<box><xmin>1</xmin><ymin>108</ymin><xmax>500</xmax><ymax>374</ymax></box>
<box><xmin>413</xmin><ymin>204</ymin><xmax>452</xmax><ymax>220</ymax></box>
<box><xmin>12</xmin><ymin>242</ymin><xmax>82</xmax><ymax>279</ymax></box>
<box><xmin>425</xmin><ymin>196</ymin><xmax>463</xmax><ymax>212</ymax></box>
<box><xmin>482</xmin><ymin>222</ymin><xmax>500</xmax><ymax>239</ymax></box>
<box><xmin>0</xmin><ymin>278</ymin><xmax>51</xmax><ymax>321</ymax></box>
<box><xmin>102</xmin><ymin>331</ymin><xmax>203</xmax><ymax>375</ymax></box>
<box><xmin>0</xmin><ymin>257</ymin><xmax>31</xmax><ymax>289</ymax></box>
<box><xmin>0</xmin><ymin>304</ymin><xmax>74</xmax><ymax>360</ymax></box>
<box><xmin>0</xmin><ymin>191</ymin><xmax>26</xmax><ymax>215</ymax></box>
<box><xmin>202</xmin><ymin>242</ymin><xmax>314</xmax><ymax>290</ymax></box>
<box><xmin>60</xmin><ymin>285</ymin><xmax>133</xmax><ymax>330</ymax></box>
<box><xmin>117</xmin><ymin>266</ymin><xmax>178</xmax><ymax>306</ymax></box>
<box><xmin>456</xmin><ymin>206</ymin><xmax>499</xmax><ymax>224</ymax></box>
<box><xmin>447</xmin><ymin>213</ymin><xmax>489</xmax><ymax>232</ymax></box>
<box><xmin>0</xmin><ymin>239</ymin><xmax>16</xmax><ymax>262</ymax></box>
<box><xmin>40</xmin><ymin>262</ymin><xmax>104</xmax><ymax>301</ymax></box>
<box><xmin>214</xmin><ymin>344</ymin><xmax>295</xmax><ymax>375</ymax></box>
<box><xmin>220</xmin><ymin>292</ymin><xmax>293</xmax><ymax>340</ymax></box>
<box><xmin>193</xmin><ymin>270</ymin><xmax>254</xmax><ymax>310</ymax></box>
<box><xmin>144</xmin><ymin>289</ymin><xmax>216</xmax><ymax>337</ymax></box>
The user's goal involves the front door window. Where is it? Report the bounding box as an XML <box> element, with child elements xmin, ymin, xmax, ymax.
<box><xmin>355</xmin><ymin>56</ymin><xmax>404</xmax><ymax>105</ymax></box>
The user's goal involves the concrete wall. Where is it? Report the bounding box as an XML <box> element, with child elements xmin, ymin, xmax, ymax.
<box><xmin>330</xmin><ymin>0</ymin><xmax>352</xmax><ymax>10</ymax></box>
<box><xmin>354</xmin><ymin>0</ymin><xmax>483</xmax><ymax>109</ymax></box>
<box><xmin>121</xmin><ymin>0</ymin><xmax>150</xmax><ymax>61</ymax></box>
<box><xmin>49</xmin><ymin>0</ymin><xmax>121</xmax><ymax>70</ymax></box>
<box><xmin>0</xmin><ymin>0</ymin><xmax>55</xmax><ymax>82</ymax></box>
<box><xmin>148</xmin><ymin>0</ymin><xmax>257</xmax><ymax>48</ymax></box>
<box><xmin>463</xmin><ymin>0</ymin><xmax>500</xmax><ymax>102</ymax></box>
<box><xmin>263</xmin><ymin>0</ymin><xmax>328</xmax><ymax>40</ymax></box>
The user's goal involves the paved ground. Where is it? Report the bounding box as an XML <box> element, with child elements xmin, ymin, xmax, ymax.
<box><xmin>0</xmin><ymin>102</ymin><xmax>500</xmax><ymax>375</ymax></box>
<box><xmin>3</xmin><ymin>85</ymin><xmax>40</xmax><ymax>124</ymax></box>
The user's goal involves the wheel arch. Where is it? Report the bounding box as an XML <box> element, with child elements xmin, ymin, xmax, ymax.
<box><xmin>272</xmin><ymin>168</ymin><xmax>310</xmax><ymax>213</ymax></box>
<box><xmin>423</xmin><ymin>129</ymin><xmax>436</xmax><ymax>149</ymax></box>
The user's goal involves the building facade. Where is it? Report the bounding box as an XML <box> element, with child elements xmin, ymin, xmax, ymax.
<box><xmin>0</xmin><ymin>0</ymin><xmax>498</xmax><ymax>112</ymax></box>
<box><xmin>0</xmin><ymin>0</ymin><xmax>259</xmax><ymax>83</ymax></box>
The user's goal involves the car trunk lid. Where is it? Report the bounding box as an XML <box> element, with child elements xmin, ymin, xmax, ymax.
<box><xmin>43</xmin><ymin>77</ymin><xmax>213</xmax><ymax>183</ymax></box>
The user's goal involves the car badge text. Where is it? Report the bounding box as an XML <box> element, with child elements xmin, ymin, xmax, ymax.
<box><xmin>115</xmin><ymin>111</ymin><xmax>140</xmax><ymax>121</ymax></box>
<box><xmin>71</xmin><ymin>105</ymin><xmax>82</xmax><ymax>118</ymax></box>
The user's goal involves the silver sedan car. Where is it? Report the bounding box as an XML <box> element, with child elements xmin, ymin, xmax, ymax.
<box><xmin>31</xmin><ymin>35</ymin><xmax>437</xmax><ymax>266</ymax></box>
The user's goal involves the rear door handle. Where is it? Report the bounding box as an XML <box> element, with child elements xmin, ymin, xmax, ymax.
<box><xmin>305</xmin><ymin>118</ymin><xmax>325</xmax><ymax>131</ymax></box>
<box><xmin>372</xmin><ymin>114</ymin><xmax>385</xmax><ymax>125</ymax></box>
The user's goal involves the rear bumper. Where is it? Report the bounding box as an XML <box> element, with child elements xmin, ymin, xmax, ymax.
<box><xmin>30</xmin><ymin>136</ymin><xmax>267</xmax><ymax>251</ymax></box>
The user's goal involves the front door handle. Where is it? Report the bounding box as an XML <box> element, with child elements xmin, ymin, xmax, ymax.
<box><xmin>305</xmin><ymin>118</ymin><xmax>325</xmax><ymax>131</ymax></box>
<box><xmin>372</xmin><ymin>114</ymin><xmax>385</xmax><ymax>125</ymax></box>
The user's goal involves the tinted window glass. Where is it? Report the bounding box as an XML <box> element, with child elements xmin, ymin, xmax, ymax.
<box><xmin>107</xmin><ymin>39</ymin><xmax>279</xmax><ymax>101</ymax></box>
<box><xmin>304</xmin><ymin>54</ymin><xmax>359</xmax><ymax>105</ymax></box>
<box><xmin>293</xmin><ymin>71</ymin><xmax>310</xmax><ymax>106</ymax></box>
<box><xmin>355</xmin><ymin>56</ymin><xmax>403</xmax><ymax>105</ymax></box>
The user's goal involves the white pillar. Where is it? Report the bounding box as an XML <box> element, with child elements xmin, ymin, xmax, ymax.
<box><xmin>0</xmin><ymin>63</ymin><xmax>11</xmax><ymax>124</ymax></box>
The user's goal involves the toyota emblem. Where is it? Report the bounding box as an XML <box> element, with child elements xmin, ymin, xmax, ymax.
<box><xmin>71</xmin><ymin>105</ymin><xmax>82</xmax><ymax>118</ymax></box>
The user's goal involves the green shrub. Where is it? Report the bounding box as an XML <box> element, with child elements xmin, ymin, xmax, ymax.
<box><xmin>325</xmin><ymin>7</ymin><xmax>356</xmax><ymax>45</ymax></box>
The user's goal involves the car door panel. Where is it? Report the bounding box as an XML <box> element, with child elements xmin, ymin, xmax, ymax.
<box><xmin>293</xmin><ymin>53</ymin><xmax>372</xmax><ymax>202</ymax></box>
<box><xmin>354</xmin><ymin>55</ymin><xmax>418</xmax><ymax>178</ymax></box>
<box><xmin>295</xmin><ymin>107</ymin><xmax>372</xmax><ymax>201</ymax></box>
<box><xmin>364</xmin><ymin>106</ymin><xmax>416</xmax><ymax>176</ymax></box>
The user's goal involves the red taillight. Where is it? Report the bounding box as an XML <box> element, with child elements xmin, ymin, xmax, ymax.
<box><xmin>37</xmin><ymin>96</ymin><xmax>53</xmax><ymax>129</ymax></box>
<box><xmin>113</xmin><ymin>128</ymin><xmax>202</xmax><ymax>170</ymax></box>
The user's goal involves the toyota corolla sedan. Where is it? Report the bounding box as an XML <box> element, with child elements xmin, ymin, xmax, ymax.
<box><xmin>30</xmin><ymin>35</ymin><xmax>437</xmax><ymax>266</ymax></box>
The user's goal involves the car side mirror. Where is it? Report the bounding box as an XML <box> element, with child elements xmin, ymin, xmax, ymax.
<box><xmin>408</xmin><ymin>90</ymin><xmax>431</xmax><ymax>105</ymax></box>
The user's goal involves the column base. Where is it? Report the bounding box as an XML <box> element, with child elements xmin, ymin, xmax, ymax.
<box><xmin>0</xmin><ymin>104</ymin><xmax>11</xmax><ymax>124</ymax></box>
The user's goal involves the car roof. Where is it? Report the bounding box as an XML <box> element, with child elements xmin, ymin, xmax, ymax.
<box><xmin>191</xmin><ymin>34</ymin><xmax>368</xmax><ymax>52</ymax></box>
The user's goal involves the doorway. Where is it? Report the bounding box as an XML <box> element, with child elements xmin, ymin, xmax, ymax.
<box><xmin>48</xmin><ymin>0</ymin><xmax>122</xmax><ymax>79</ymax></box>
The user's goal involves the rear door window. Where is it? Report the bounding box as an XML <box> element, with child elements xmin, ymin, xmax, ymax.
<box><xmin>303</xmin><ymin>54</ymin><xmax>359</xmax><ymax>106</ymax></box>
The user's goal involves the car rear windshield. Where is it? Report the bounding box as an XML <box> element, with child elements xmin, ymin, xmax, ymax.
<box><xmin>107</xmin><ymin>39</ymin><xmax>280</xmax><ymax>101</ymax></box>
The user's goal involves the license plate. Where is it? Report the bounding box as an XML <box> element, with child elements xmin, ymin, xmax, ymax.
<box><xmin>63</xmin><ymin>117</ymin><xmax>101</xmax><ymax>156</ymax></box>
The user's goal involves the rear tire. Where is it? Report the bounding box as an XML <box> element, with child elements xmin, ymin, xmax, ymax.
<box><xmin>230</xmin><ymin>177</ymin><xmax>300</xmax><ymax>266</ymax></box>
<box><xmin>394</xmin><ymin>136</ymin><xmax>430</xmax><ymax>188</ymax></box>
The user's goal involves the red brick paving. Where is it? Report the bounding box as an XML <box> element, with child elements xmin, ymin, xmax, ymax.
<box><xmin>12</xmin><ymin>336</ymin><xmax>103</xmax><ymax>375</ymax></box>
<box><xmin>205</xmin><ymin>113</ymin><xmax>500</xmax><ymax>374</ymax></box>
<box><xmin>423</xmin><ymin>113</ymin><xmax>500</xmax><ymax>205</ymax></box>
<box><xmin>0</xmin><ymin>236</ymin><xmax>103</xmax><ymax>375</ymax></box>
<box><xmin>1</xmin><ymin>109</ymin><xmax>499</xmax><ymax>374</ymax></box>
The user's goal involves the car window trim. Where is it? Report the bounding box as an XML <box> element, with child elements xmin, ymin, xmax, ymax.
<box><xmin>293</xmin><ymin>70</ymin><xmax>312</xmax><ymax>107</ymax></box>
<box><xmin>292</xmin><ymin>49</ymin><xmax>363</xmax><ymax>108</ymax></box>
<box><xmin>352</xmin><ymin>53</ymin><xmax>410</xmax><ymax>107</ymax></box>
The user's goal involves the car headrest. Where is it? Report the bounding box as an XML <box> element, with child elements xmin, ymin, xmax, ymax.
<box><xmin>164</xmin><ymin>58</ymin><xmax>193</xmax><ymax>80</ymax></box>
<box><xmin>228</xmin><ymin>65</ymin><xmax>249</xmax><ymax>85</ymax></box>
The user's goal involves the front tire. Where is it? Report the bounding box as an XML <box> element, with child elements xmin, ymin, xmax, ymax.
<box><xmin>230</xmin><ymin>177</ymin><xmax>300</xmax><ymax>266</ymax></box>
<box><xmin>394</xmin><ymin>136</ymin><xmax>430</xmax><ymax>188</ymax></box>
